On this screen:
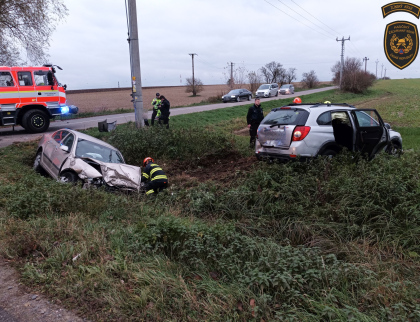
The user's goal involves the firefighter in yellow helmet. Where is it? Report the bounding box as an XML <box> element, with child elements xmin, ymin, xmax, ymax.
<box><xmin>141</xmin><ymin>157</ymin><xmax>168</xmax><ymax>195</ymax></box>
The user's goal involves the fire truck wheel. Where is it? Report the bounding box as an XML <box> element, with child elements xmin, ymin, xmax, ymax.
<box><xmin>23</xmin><ymin>109</ymin><xmax>50</xmax><ymax>133</ymax></box>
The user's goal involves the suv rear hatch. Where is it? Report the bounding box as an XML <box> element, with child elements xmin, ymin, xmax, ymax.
<box><xmin>257</xmin><ymin>107</ymin><xmax>309</xmax><ymax>148</ymax></box>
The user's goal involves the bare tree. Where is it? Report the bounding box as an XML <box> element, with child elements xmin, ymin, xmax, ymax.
<box><xmin>331</xmin><ymin>57</ymin><xmax>375</xmax><ymax>93</ymax></box>
<box><xmin>223</xmin><ymin>63</ymin><xmax>247</xmax><ymax>89</ymax></box>
<box><xmin>0</xmin><ymin>0</ymin><xmax>68</xmax><ymax>65</ymax></box>
<box><xmin>247</xmin><ymin>70</ymin><xmax>262</xmax><ymax>93</ymax></box>
<box><xmin>301</xmin><ymin>70</ymin><xmax>319</xmax><ymax>89</ymax></box>
<box><xmin>185</xmin><ymin>77</ymin><xmax>204</xmax><ymax>95</ymax></box>
<box><xmin>260</xmin><ymin>61</ymin><xmax>286</xmax><ymax>84</ymax></box>
<box><xmin>285</xmin><ymin>68</ymin><xmax>297</xmax><ymax>84</ymax></box>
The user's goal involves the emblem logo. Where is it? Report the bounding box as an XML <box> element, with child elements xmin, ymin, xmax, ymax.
<box><xmin>384</xmin><ymin>21</ymin><xmax>419</xmax><ymax>69</ymax></box>
<box><xmin>382</xmin><ymin>2</ymin><xmax>420</xmax><ymax>19</ymax></box>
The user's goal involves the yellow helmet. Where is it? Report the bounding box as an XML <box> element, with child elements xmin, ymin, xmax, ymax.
<box><xmin>324</xmin><ymin>101</ymin><xmax>331</xmax><ymax>104</ymax></box>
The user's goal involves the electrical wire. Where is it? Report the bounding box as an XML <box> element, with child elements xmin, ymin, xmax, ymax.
<box><xmin>276</xmin><ymin>0</ymin><xmax>336</xmax><ymax>38</ymax></box>
<box><xmin>263</xmin><ymin>0</ymin><xmax>333</xmax><ymax>39</ymax></box>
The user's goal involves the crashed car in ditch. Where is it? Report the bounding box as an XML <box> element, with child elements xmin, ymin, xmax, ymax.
<box><xmin>33</xmin><ymin>129</ymin><xmax>141</xmax><ymax>191</ymax></box>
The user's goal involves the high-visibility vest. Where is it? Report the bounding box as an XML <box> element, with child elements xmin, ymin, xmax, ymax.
<box><xmin>151</xmin><ymin>98</ymin><xmax>161</xmax><ymax>110</ymax></box>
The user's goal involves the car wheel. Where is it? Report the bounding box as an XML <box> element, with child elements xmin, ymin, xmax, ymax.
<box><xmin>22</xmin><ymin>109</ymin><xmax>50</xmax><ymax>133</ymax></box>
<box><xmin>248</xmin><ymin>95</ymin><xmax>251</xmax><ymax>101</ymax></box>
<box><xmin>236</xmin><ymin>96</ymin><xmax>240</xmax><ymax>102</ymax></box>
<box><xmin>33</xmin><ymin>151</ymin><xmax>46</xmax><ymax>174</ymax></box>
<box><xmin>386</xmin><ymin>141</ymin><xmax>402</xmax><ymax>156</ymax></box>
<box><xmin>320</xmin><ymin>149</ymin><xmax>337</xmax><ymax>158</ymax></box>
<box><xmin>59</xmin><ymin>171</ymin><xmax>80</xmax><ymax>185</ymax></box>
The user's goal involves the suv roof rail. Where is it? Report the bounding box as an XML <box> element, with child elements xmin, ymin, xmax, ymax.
<box><xmin>284</xmin><ymin>102</ymin><xmax>356</xmax><ymax>108</ymax></box>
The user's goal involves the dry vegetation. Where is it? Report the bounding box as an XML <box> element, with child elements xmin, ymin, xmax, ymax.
<box><xmin>66</xmin><ymin>85</ymin><xmax>229</xmax><ymax>113</ymax></box>
<box><xmin>66</xmin><ymin>82</ymin><xmax>331</xmax><ymax>114</ymax></box>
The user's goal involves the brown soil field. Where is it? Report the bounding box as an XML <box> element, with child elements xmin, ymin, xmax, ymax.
<box><xmin>66</xmin><ymin>82</ymin><xmax>331</xmax><ymax>114</ymax></box>
<box><xmin>66</xmin><ymin>85</ymin><xmax>229</xmax><ymax>114</ymax></box>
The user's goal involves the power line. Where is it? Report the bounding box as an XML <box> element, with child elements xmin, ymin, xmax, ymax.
<box><xmin>263</xmin><ymin>0</ymin><xmax>332</xmax><ymax>39</ymax></box>
<box><xmin>290</xmin><ymin>0</ymin><xmax>339</xmax><ymax>35</ymax></box>
<box><xmin>276</xmin><ymin>0</ymin><xmax>336</xmax><ymax>38</ymax></box>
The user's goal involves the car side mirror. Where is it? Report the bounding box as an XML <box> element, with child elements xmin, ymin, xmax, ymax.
<box><xmin>384</xmin><ymin>123</ymin><xmax>391</xmax><ymax>130</ymax></box>
<box><xmin>60</xmin><ymin>145</ymin><xmax>69</xmax><ymax>152</ymax></box>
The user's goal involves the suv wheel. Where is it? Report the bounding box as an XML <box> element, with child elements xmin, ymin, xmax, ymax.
<box><xmin>320</xmin><ymin>149</ymin><xmax>337</xmax><ymax>158</ymax></box>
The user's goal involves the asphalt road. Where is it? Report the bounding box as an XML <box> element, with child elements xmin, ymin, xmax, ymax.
<box><xmin>0</xmin><ymin>86</ymin><xmax>336</xmax><ymax>148</ymax></box>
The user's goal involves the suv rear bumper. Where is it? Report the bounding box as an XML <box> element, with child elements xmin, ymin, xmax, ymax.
<box><xmin>255</xmin><ymin>152</ymin><xmax>311</xmax><ymax>162</ymax></box>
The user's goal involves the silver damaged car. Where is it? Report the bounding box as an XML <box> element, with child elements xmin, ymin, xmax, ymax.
<box><xmin>33</xmin><ymin>129</ymin><xmax>141</xmax><ymax>191</ymax></box>
<box><xmin>255</xmin><ymin>102</ymin><xmax>402</xmax><ymax>161</ymax></box>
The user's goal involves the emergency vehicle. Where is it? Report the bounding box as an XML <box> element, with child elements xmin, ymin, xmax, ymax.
<box><xmin>0</xmin><ymin>64</ymin><xmax>78</xmax><ymax>133</ymax></box>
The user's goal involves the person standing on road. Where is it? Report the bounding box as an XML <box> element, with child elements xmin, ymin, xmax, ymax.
<box><xmin>247</xmin><ymin>98</ymin><xmax>264</xmax><ymax>148</ymax></box>
<box><xmin>158</xmin><ymin>95</ymin><xmax>170</xmax><ymax>129</ymax></box>
<box><xmin>151</xmin><ymin>93</ymin><xmax>161</xmax><ymax>126</ymax></box>
<box><xmin>141</xmin><ymin>157</ymin><xmax>168</xmax><ymax>195</ymax></box>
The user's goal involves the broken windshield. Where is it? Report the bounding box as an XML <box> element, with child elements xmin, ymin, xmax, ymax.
<box><xmin>76</xmin><ymin>139</ymin><xmax>124</xmax><ymax>164</ymax></box>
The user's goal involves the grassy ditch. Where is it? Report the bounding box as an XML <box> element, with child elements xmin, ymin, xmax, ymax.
<box><xmin>1</xmin><ymin>119</ymin><xmax>420</xmax><ymax>320</ymax></box>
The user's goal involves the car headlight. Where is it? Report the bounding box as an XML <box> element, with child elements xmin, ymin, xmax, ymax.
<box><xmin>231</xmin><ymin>95</ymin><xmax>236</xmax><ymax>98</ymax></box>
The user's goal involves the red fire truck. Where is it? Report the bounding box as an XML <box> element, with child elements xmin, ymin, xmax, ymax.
<box><xmin>0</xmin><ymin>64</ymin><xmax>78</xmax><ymax>133</ymax></box>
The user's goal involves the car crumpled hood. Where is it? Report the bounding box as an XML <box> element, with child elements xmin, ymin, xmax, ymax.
<box><xmin>63</xmin><ymin>156</ymin><xmax>141</xmax><ymax>191</ymax></box>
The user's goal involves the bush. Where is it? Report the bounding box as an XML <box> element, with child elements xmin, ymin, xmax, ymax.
<box><xmin>108</xmin><ymin>125</ymin><xmax>236</xmax><ymax>165</ymax></box>
<box><xmin>332</xmin><ymin>57</ymin><xmax>376</xmax><ymax>93</ymax></box>
<box><xmin>301</xmin><ymin>70</ymin><xmax>319</xmax><ymax>88</ymax></box>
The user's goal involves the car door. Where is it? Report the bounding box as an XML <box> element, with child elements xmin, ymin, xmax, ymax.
<box><xmin>350</xmin><ymin>109</ymin><xmax>389</xmax><ymax>157</ymax></box>
<box><xmin>43</xmin><ymin>131</ymin><xmax>73</xmax><ymax>177</ymax></box>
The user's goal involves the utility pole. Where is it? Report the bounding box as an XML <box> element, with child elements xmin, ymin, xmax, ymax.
<box><xmin>230</xmin><ymin>62</ymin><xmax>234</xmax><ymax>89</ymax></box>
<box><xmin>375</xmin><ymin>59</ymin><xmax>379</xmax><ymax>78</ymax></box>
<box><xmin>127</xmin><ymin>0</ymin><xmax>144</xmax><ymax>128</ymax></box>
<box><xmin>381</xmin><ymin>64</ymin><xmax>384</xmax><ymax>78</ymax></box>
<box><xmin>384</xmin><ymin>68</ymin><xmax>387</xmax><ymax>79</ymax></box>
<box><xmin>189</xmin><ymin>53</ymin><xmax>197</xmax><ymax>96</ymax></box>
<box><xmin>363</xmin><ymin>57</ymin><xmax>369</xmax><ymax>72</ymax></box>
<box><xmin>336</xmin><ymin>36</ymin><xmax>350</xmax><ymax>90</ymax></box>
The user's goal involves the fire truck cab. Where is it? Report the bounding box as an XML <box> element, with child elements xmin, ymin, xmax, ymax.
<box><xmin>0</xmin><ymin>64</ymin><xmax>78</xmax><ymax>133</ymax></box>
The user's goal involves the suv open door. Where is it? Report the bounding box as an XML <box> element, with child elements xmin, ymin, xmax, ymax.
<box><xmin>350</xmin><ymin>109</ymin><xmax>389</xmax><ymax>158</ymax></box>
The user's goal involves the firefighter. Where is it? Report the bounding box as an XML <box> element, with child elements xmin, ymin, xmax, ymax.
<box><xmin>151</xmin><ymin>93</ymin><xmax>161</xmax><ymax>125</ymax></box>
<box><xmin>141</xmin><ymin>157</ymin><xmax>168</xmax><ymax>195</ymax></box>
<box><xmin>247</xmin><ymin>98</ymin><xmax>264</xmax><ymax>147</ymax></box>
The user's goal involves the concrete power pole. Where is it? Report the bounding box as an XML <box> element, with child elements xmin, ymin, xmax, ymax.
<box><xmin>189</xmin><ymin>53</ymin><xmax>197</xmax><ymax>96</ymax></box>
<box><xmin>336</xmin><ymin>36</ymin><xmax>350</xmax><ymax>90</ymax></box>
<box><xmin>375</xmin><ymin>59</ymin><xmax>379</xmax><ymax>78</ymax></box>
<box><xmin>230</xmin><ymin>62</ymin><xmax>234</xmax><ymax>89</ymax></box>
<box><xmin>127</xmin><ymin>0</ymin><xmax>144</xmax><ymax>128</ymax></box>
<box><xmin>363</xmin><ymin>57</ymin><xmax>369</xmax><ymax>72</ymax></box>
<box><xmin>384</xmin><ymin>68</ymin><xmax>387</xmax><ymax>79</ymax></box>
<box><xmin>381</xmin><ymin>64</ymin><xmax>384</xmax><ymax>78</ymax></box>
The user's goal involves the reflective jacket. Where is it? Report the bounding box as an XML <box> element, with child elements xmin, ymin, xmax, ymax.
<box><xmin>141</xmin><ymin>163</ymin><xmax>168</xmax><ymax>183</ymax></box>
<box><xmin>151</xmin><ymin>98</ymin><xmax>161</xmax><ymax>111</ymax></box>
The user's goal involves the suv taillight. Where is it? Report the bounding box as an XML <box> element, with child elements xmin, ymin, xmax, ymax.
<box><xmin>292</xmin><ymin>126</ymin><xmax>311</xmax><ymax>141</ymax></box>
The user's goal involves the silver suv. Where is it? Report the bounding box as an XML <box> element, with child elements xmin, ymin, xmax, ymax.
<box><xmin>279</xmin><ymin>84</ymin><xmax>295</xmax><ymax>95</ymax></box>
<box><xmin>255</xmin><ymin>102</ymin><xmax>402</xmax><ymax>161</ymax></box>
<box><xmin>255</xmin><ymin>83</ymin><xmax>279</xmax><ymax>98</ymax></box>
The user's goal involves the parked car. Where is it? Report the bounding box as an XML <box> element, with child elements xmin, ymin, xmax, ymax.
<box><xmin>33</xmin><ymin>129</ymin><xmax>141</xmax><ymax>191</ymax></box>
<box><xmin>255</xmin><ymin>102</ymin><xmax>402</xmax><ymax>161</ymax></box>
<box><xmin>222</xmin><ymin>89</ymin><xmax>252</xmax><ymax>102</ymax></box>
<box><xmin>255</xmin><ymin>83</ymin><xmax>279</xmax><ymax>98</ymax></box>
<box><xmin>279</xmin><ymin>84</ymin><xmax>295</xmax><ymax>95</ymax></box>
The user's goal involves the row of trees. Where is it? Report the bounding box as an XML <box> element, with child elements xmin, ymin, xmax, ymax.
<box><xmin>187</xmin><ymin>57</ymin><xmax>377</xmax><ymax>95</ymax></box>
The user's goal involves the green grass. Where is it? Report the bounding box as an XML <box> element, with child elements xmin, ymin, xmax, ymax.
<box><xmin>1</xmin><ymin>79</ymin><xmax>420</xmax><ymax>320</ymax></box>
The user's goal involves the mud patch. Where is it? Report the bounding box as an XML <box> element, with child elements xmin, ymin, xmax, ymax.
<box><xmin>167</xmin><ymin>152</ymin><xmax>256</xmax><ymax>186</ymax></box>
<box><xmin>233</xmin><ymin>127</ymin><xmax>250</xmax><ymax>137</ymax></box>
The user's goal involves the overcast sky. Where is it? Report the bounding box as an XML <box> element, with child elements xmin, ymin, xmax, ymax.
<box><xmin>47</xmin><ymin>0</ymin><xmax>420</xmax><ymax>90</ymax></box>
